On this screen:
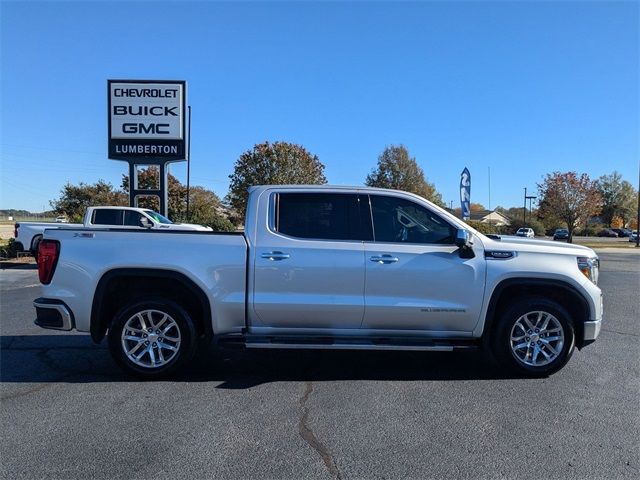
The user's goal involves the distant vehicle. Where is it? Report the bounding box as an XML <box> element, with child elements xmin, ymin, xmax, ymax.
<box><xmin>55</xmin><ymin>216</ymin><xmax>68</xmax><ymax>223</ymax></box>
<box><xmin>14</xmin><ymin>206</ymin><xmax>212</xmax><ymax>255</ymax></box>
<box><xmin>597</xmin><ymin>229</ymin><xmax>618</xmax><ymax>238</ymax></box>
<box><xmin>515</xmin><ymin>227</ymin><xmax>534</xmax><ymax>238</ymax></box>
<box><xmin>611</xmin><ymin>228</ymin><xmax>631</xmax><ymax>238</ymax></box>
<box><xmin>553</xmin><ymin>229</ymin><xmax>569</xmax><ymax>241</ymax></box>
<box><xmin>629</xmin><ymin>231</ymin><xmax>638</xmax><ymax>243</ymax></box>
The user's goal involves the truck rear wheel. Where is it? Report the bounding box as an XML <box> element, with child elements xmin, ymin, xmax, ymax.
<box><xmin>107</xmin><ymin>298</ymin><xmax>196</xmax><ymax>379</ymax></box>
<box><xmin>493</xmin><ymin>297</ymin><xmax>575</xmax><ymax>377</ymax></box>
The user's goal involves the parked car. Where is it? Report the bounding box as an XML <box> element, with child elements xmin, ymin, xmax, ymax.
<box><xmin>515</xmin><ymin>227</ymin><xmax>534</xmax><ymax>238</ymax></box>
<box><xmin>597</xmin><ymin>229</ymin><xmax>618</xmax><ymax>238</ymax></box>
<box><xmin>54</xmin><ymin>216</ymin><xmax>68</xmax><ymax>223</ymax></box>
<box><xmin>611</xmin><ymin>228</ymin><xmax>631</xmax><ymax>238</ymax></box>
<box><xmin>15</xmin><ymin>206</ymin><xmax>212</xmax><ymax>255</ymax></box>
<box><xmin>34</xmin><ymin>185</ymin><xmax>603</xmax><ymax>379</ymax></box>
<box><xmin>629</xmin><ymin>231</ymin><xmax>638</xmax><ymax>243</ymax></box>
<box><xmin>553</xmin><ymin>229</ymin><xmax>569</xmax><ymax>241</ymax></box>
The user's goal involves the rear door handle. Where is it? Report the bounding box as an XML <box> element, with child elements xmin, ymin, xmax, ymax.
<box><xmin>261</xmin><ymin>251</ymin><xmax>290</xmax><ymax>261</ymax></box>
<box><xmin>370</xmin><ymin>254</ymin><xmax>399</xmax><ymax>264</ymax></box>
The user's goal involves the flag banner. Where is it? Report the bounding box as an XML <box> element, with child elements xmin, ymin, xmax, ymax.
<box><xmin>460</xmin><ymin>168</ymin><xmax>471</xmax><ymax>220</ymax></box>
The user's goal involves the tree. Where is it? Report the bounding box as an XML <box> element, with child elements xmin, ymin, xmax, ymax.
<box><xmin>50</xmin><ymin>180</ymin><xmax>127</xmax><ymax>222</ymax></box>
<box><xmin>365</xmin><ymin>145</ymin><xmax>444</xmax><ymax>207</ymax></box>
<box><xmin>187</xmin><ymin>186</ymin><xmax>234</xmax><ymax>231</ymax></box>
<box><xmin>537</xmin><ymin>172</ymin><xmax>601</xmax><ymax>243</ymax></box>
<box><xmin>597</xmin><ymin>172</ymin><xmax>637</xmax><ymax>226</ymax></box>
<box><xmin>227</xmin><ymin>141</ymin><xmax>327</xmax><ymax>222</ymax></box>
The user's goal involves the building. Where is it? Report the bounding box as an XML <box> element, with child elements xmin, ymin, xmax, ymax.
<box><xmin>469</xmin><ymin>210</ymin><xmax>511</xmax><ymax>226</ymax></box>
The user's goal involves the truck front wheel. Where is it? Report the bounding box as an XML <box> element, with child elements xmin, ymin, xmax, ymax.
<box><xmin>107</xmin><ymin>298</ymin><xmax>196</xmax><ymax>379</ymax></box>
<box><xmin>493</xmin><ymin>297</ymin><xmax>575</xmax><ymax>377</ymax></box>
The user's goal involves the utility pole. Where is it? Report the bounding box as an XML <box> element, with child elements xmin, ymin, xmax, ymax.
<box><xmin>186</xmin><ymin>105</ymin><xmax>192</xmax><ymax>221</ymax></box>
<box><xmin>523</xmin><ymin>187</ymin><xmax>536</xmax><ymax>226</ymax></box>
<box><xmin>636</xmin><ymin>166</ymin><xmax>639</xmax><ymax>248</ymax></box>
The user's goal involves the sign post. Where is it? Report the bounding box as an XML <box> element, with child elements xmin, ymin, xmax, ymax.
<box><xmin>108</xmin><ymin>79</ymin><xmax>187</xmax><ymax>217</ymax></box>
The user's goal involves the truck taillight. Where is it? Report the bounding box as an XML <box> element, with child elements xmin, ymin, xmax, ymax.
<box><xmin>38</xmin><ymin>240</ymin><xmax>60</xmax><ymax>285</ymax></box>
<box><xmin>14</xmin><ymin>223</ymin><xmax>19</xmax><ymax>239</ymax></box>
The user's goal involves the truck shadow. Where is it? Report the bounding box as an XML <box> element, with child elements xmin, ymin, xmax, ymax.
<box><xmin>0</xmin><ymin>334</ymin><xmax>520</xmax><ymax>387</ymax></box>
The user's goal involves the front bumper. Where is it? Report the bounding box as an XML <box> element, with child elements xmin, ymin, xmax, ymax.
<box><xmin>34</xmin><ymin>298</ymin><xmax>74</xmax><ymax>331</ymax></box>
<box><xmin>583</xmin><ymin>319</ymin><xmax>602</xmax><ymax>342</ymax></box>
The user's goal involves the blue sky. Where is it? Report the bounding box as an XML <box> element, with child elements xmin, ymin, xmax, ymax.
<box><xmin>1</xmin><ymin>0</ymin><xmax>638</xmax><ymax>212</ymax></box>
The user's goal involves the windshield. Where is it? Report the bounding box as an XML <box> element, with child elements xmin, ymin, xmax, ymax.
<box><xmin>143</xmin><ymin>210</ymin><xmax>173</xmax><ymax>224</ymax></box>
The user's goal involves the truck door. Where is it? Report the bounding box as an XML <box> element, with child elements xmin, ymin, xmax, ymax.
<box><xmin>252</xmin><ymin>192</ymin><xmax>371</xmax><ymax>330</ymax></box>
<box><xmin>362</xmin><ymin>194</ymin><xmax>486</xmax><ymax>333</ymax></box>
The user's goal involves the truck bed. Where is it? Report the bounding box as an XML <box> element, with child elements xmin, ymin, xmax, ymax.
<box><xmin>41</xmin><ymin>228</ymin><xmax>248</xmax><ymax>335</ymax></box>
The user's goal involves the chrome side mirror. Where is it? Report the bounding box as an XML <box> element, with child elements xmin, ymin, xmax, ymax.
<box><xmin>455</xmin><ymin>228</ymin><xmax>475</xmax><ymax>258</ymax></box>
<box><xmin>140</xmin><ymin>217</ymin><xmax>153</xmax><ymax>229</ymax></box>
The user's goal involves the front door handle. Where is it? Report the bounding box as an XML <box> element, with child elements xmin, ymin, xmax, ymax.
<box><xmin>261</xmin><ymin>251</ymin><xmax>290</xmax><ymax>261</ymax></box>
<box><xmin>370</xmin><ymin>254</ymin><xmax>399</xmax><ymax>264</ymax></box>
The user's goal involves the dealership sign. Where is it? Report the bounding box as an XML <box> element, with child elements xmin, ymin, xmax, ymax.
<box><xmin>108</xmin><ymin>80</ymin><xmax>186</xmax><ymax>161</ymax></box>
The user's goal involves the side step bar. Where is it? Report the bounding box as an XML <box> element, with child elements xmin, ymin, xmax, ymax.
<box><xmin>217</xmin><ymin>334</ymin><xmax>479</xmax><ymax>352</ymax></box>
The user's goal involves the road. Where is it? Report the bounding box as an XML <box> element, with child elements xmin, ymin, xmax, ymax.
<box><xmin>1</xmin><ymin>252</ymin><xmax>639</xmax><ymax>479</ymax></box>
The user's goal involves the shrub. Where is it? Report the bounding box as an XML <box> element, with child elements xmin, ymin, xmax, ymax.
<box><xmin>1</xmin><ymin>238</ymin><xmax>19</xmax><ymax>258</ymax></box>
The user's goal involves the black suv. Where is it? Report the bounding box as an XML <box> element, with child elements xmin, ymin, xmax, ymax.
<box><xmin>553</xmin><ymin>228</ymin><xmax>569</xmax><ymax>240</ymax></box>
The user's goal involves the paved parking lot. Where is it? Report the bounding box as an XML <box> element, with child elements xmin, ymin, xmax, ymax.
<box><xmin>1</xmin><ymin>251</ymin><xmax>639</xmax><ymax>479</ymax></box>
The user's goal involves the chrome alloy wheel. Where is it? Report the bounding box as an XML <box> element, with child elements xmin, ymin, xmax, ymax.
<box><xmin>509</xmin><ymin>311</ymin><xmax>565</xmax><ymax>367</ymax></box>
<box><xmin>121</xmin><ymin>309</ymin><xmax>181</xmax><ymax>369</ymax></box>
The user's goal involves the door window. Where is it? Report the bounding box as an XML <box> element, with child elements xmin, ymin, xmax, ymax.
<box><xmin>370</xmin><ymin>195</ymin><xmax>455</xmax><ymax>244</ymax></box>
<box><xmin>275</xmin><ymin>193</ymin><xmax>372</xmax><ymax>241</ymax></box>
<box><xmin>92</xmin><ymin>209</ymin><xmax>123</xmax><ymax>226</ymax></box>
<box><xmin>123</xmin><ymin>211</ymin><xmax>145</xmax><ymax>227</ymax></box>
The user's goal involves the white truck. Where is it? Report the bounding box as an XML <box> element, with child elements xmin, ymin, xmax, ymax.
<box><xmin>34</xmin><ymin>185</ymin><xmax>603</xmax><ymax>379</ymax></box>
<box><xmin>14</xmin><ymin>206</ymin><xmax>212</xmax><ymax>255</ymax></box>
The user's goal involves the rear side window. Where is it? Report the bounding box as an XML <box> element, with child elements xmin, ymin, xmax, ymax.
<box><xmin>275</xmin><ymin>193</ymin><xmax>372</xmax><ymax>241</ymax></box>
<box><xmin>370</xmin><ymin>195</ymin><xmax>455</xmax><ymax>244</ymax></box>
<box><xmin>92</xmin><ymin>209</ymin><xmax>123</xmax><ymax>226</ymax></box>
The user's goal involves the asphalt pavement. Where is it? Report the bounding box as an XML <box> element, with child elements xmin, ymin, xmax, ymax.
<box><xmin>1</xmin><ymin>252</ymin><xmax>638</xmax><ymax>479</ymax></box>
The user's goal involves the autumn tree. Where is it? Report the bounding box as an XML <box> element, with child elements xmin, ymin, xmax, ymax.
<box><xmin>537</xmin><ymin>172</ymin><xmax>601</xmax><ymax>243</ymax></box>
<box><xmin>366</xmin><ymin>145</ymin><xmax>444</xmax><ymax>207</ymax></box>
<box><xmin>227</xmin><ymin>141</ymin><xmax>327</xmax><ymax>222</ymax></box>
<box><xmin>50</xmin><ymin>180</ymin><xmax>127</xmax><ymax>222</ymax></box>
<box><xmin>597</xmin><ymin>171</ymin><xmax>637</xmax><ymax>226</ymax></box>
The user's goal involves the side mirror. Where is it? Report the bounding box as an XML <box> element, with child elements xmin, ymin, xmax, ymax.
<box><xmin>140</xmin><ymin>217</ymin><xmax>153</xmax><ymax>229</ymax></box>
<box><xmin>455</xmin><ymin>228</ymin><xmax>475</xmax><ymax>258</ymax></box>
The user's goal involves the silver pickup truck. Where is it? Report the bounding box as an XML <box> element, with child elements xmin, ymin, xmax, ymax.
<box><xmin>34</xmin><ymin>185</ymin><xmax>603</xmax><ymax>378</ymax></box>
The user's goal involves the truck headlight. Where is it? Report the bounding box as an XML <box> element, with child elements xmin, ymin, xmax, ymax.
<box><xmin>577</xmin><ymin>256</ymin><xmax>599</xmax><ymax>285</ymax></box>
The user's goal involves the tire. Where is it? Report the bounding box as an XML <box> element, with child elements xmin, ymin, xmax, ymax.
<box><xmin>492</xmin><ymin>297</ymin><xmax>575</xmax><ymax>377</ymax></box>
<box><xmin>107</xmin><ymin>298</ymin><xmax>196</xmax><ymax>379</ymax></box>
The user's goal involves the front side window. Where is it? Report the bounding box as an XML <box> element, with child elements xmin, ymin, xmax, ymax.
<box><xmin>275</xmin><ymin>193</ymin><xmax>371</xmax><ymax>241</ymax></box>
<box><xmin>143</xmin><ymin>210</ymin><xmax>172</xmax><ymax>224</ymax></box>
<box><xmin>123</xmin><ymin>211</ymin><xmax>145</xmax><ymax>227</ymax></box>
<box><xmin>370</xmin><ymin>195</ymin><xmax>455</xmax><ymax>244</ymax></box>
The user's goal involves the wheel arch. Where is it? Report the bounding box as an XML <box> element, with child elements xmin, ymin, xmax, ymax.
<box><xmin>90</xmin><ymin>268</ymin><xmax>212</xmax><ymax>344</ymax></box>
<box><xmin>482</xmin><ymin>278</ymin><xmax>591</xmax><ymax>350</ymax></box>
<box><xmin>30</xmin><ymin>234</ymin><xmax>43</xmax><ymax>255</ymax></box>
